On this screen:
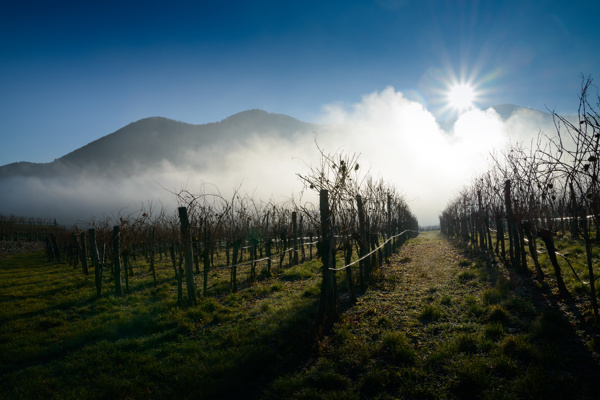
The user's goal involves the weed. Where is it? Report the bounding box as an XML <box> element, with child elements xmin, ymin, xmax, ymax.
<box><xmin>531</xmin><ymin>308</ymin><xmax>572</xmax><ymax>341</ymax></box>
<box><xmin>307</xmin><ymin>359</ymin><xmax>351</xmax><ymax>391</ymax></box>
<box><xmin>485</xmin><ymin>305</ymin><xmax>510</xmax><ymax>324</ymax></box>
<box><xmin>484</xmin><ymin>322</ymin><xmax>505</xmax><ymax>341</ymax></box>
<box><xmin>489</xmin><ymin>354</ymin><xmax>519</xmax><ymax>378</ymax></box>
<box><xmin>379</xmin><ymin>331</ymin><xmax>415</xmax><ymax>366</ymax></box>
<box><xmin>458</xmin><ymin>270</ymin><xmax>477</xmax><ymax>282</ymax></box>
<box><xmin>440</xmin><ymin>294</ymin><xmax>452</xmax><ymax>306</ymax></box>
<box><xmin>200</xmin><ymin>297</ymin><xmax>222</xmax><ymax>313</ymax></box>
<box><xmin>455</xmin><ymin>333</ymin><xmax>480</xmax><ymax>354</ymax></box>
<box><xmin>302</xmin><ymin>285</ymin><xmax>320</xmax><ymax>298</ymax></box>
<box><xmin>512</xmin><ymin>365</ymin><xmax>577</xmax><ymax>400</ymax></box>
<box><xmin>447</xmin><ymin>357</ymin><xmax>491</xmax><ymax>398</ymax></box>
<box><xmin>500</xmin><ymin>335</ymin><xmax>536</xmax><ymax>365</ymax></box>
<box><xmin>503</xmin><ymin>296</ymin><xmax>536</xmax><ymax>318</ymax></box>
<box><xmin>282</xmin><ymin>264</ymin><xmax>313</xmax><ymax>281</ymax></box>
<box><xmin>419</xmin><ymin>304</ymin><xmax>443</xmax><ymax>322</ymax></box>
<box><xmin>482</xmin><ymin>280</ymin><xmax>510</xmax><ymax>304</ymax></box>
<box><xmin>458</xmin><ymin>259</ymin><xmax>471</xmax><ymax>267</ymax></box>
<box><xmin>360</xmin><ymin>366</ymin><xmax>391</xmax><ymax>397</ymax></box>
<box><xmin>465</xmin><ymin>295</ymin><xmax>485</xmax><ymax>317</ymax></box>
<box><xmin>266</xmin><ymin>374</ymin><xmax>306</xmax><ymax>399</ymax></box>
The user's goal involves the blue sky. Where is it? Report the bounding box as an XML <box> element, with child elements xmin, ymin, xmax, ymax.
<box><xmin>1</xmin><ymin>0</ymin><xmax>599</xmax><ymax>166</ymax></box>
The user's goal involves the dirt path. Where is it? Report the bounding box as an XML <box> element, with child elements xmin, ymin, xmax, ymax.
<box><xmin>391</xmin><ymin>230</ymin><xmax>462</xmax><ymax>292</ymax></box>
<box><xmin>341</xmin><ymin>231</ymin><xmax>489</xmax><ymax>346</ymax></box>
<box><xmin>292</xmin><ymin>230</ymin><xmax>600</xmax><ymax>399</ymax></box>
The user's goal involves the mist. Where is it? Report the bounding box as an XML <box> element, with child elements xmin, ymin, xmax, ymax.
<box><xmin>0</xmin><ymin>87</ymin><xmax>563</xmax><ymax>227</ymax></box>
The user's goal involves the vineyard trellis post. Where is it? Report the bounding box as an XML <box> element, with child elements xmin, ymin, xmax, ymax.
<box><xmin>292</xmin><ymin>211</ymin><xmax>299</xmax><ymax>266</ymax></box>
<box><xmin>113</xmin><ymin>225</ymin><xmax>123</xmax><ymax>297</ymax></box>
<box><xmin>89</xmin><ymin>228</ymin><xmax>102</xmax><ymax>296</ymax></box>
<box><xmin>344</xmin><ymin>236</ymin><xmax>357</xmax><ymax>304</ymax></box>
<box><xmin>203</xmin><ymin>226</ymin><xmax>210</xmax><ymax>296</ymax></box>
<box><xmin>266</xmin><ymin>213</ymin><xmax>272</xmax><ymax>274</ymax></box>
<box><xmin>178</xmin><ymin>207</ymin><xmax>197</xmax><ymax>306</ymax></box>
<box><xmin>149</xmin><ymin>227</ymin><xmax>157</xmax><ymax>286</ymax></box>
<box><xmin>170</xmin><ymin>243</ymin><xmax>184</xmax><ymax>306</ymax></box>
<box><xmin>79</xmin><ymin>231</ymin><xmax>88</xmax><ymax>275</ymax></box>
<box><xmin>231</xmin><ymin>239</ymin><xmax>240</xmax><ymax>292</ymax></box>
<box><xmin>386</xmin><ymin>194</ymin><xmax>392</xmax><ymax>262</ymax></box>
<box><xmin>50</xmin><ymin>234</ymin><xmax>61</xmax><ymax>263</ymax></box>
<box><xmin>317</xmin><ymin>189</ymin><xmax>338</xmax><ymax>326</ymax></box>
<box><xmin>504</xmin><ymin>180</ymin><xmax>518</xmax><ymax>267</ymax></box>
<box><xmin>356</xmin><ymin>194</ymin><xmax>368</xmax><ymax>289</ymax></box>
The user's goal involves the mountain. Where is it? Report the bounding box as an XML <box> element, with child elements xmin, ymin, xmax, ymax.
<box><xmin>0</xmin><ymin>110</ymin><xmax>316</xmax><ymax>178</ymax></box>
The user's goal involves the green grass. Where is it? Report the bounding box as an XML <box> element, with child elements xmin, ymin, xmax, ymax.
<box><xmin>0</xmin><ymin>249</ymin><xmax>323</xmax><ymax>399</ymax></box>
<box><xmin>418</xmin><ymin>303</ymin><xmax>443</xmax><ymax>322</ymax></box>
<box><xmin>2</xmin><ymin>232</ymin><xmax>600</xmax><ymax>399</ymax></box>
<box><xmin>262</xmin><ymin>232</ymin><xmax>600</xmax><ymax>400</ymax></box>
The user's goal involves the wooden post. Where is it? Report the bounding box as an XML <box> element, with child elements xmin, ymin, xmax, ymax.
<box><xmin>231</xmin><ymin>239</ymin><xmax>239</xmax><ymax>292</ymax></box>
<box><xmin>194</xmin><ymin>239</ymin><xmax>200</xmax><ymax>273</ymax></box>
<box><xmin>582</xmin><ymin>215</ymin><xmax>599</xmax><ymax>317</ymax></box>
<box><xmin>72</xmin><ymin>233</ymin><xmax>80</xmax><ymax>269</ymax></box>
<box><xmin>317</xmin><ymin>190</ymin><xmax>337</xmax><ymax>326</ymax></box>
<box><xmin>123</xmin><ymin>249</ymin><xmax>130</xmax><ymax>294</ymax></box>
<box><xmin>292</xmin><ymin>211</ymin><xmax>299</xmax><ymax>266</ymax></box>
<box><xmin>386</xmin><ymin>194</ymin><xmax>392</xmax><ymax>261</ymax></box>
<box><xmin>79</xmin><ymin>231</ymin><xmax>88</xmax><ymax>275</ymax></box>
<box><xmin>344</xmin><ymin>237</ymin><xmax>356</xmax><ymax>304</ymax></box>
<box><xmin>89</xmin><ymin>228</ymin><xmax>102</xmax><ymax>296</ymax></box>
<box><xmin>266</xmin><ymin>213</ymin><xmax>272</xmax><ymax>274</ymax></box>
<box><xmin>477</xmin><ymin>191</ymin><xmax>486</xmax><ymax>251</ymax></box>
<box><xmin>178</xmin><ymin>207</ymin><xmax>197</xmax><ymax>306</ymax></box>
<box><xmin>149</xmin><ymin>228</ymin><xmax>157</xmax><ymax>286</ymax></box>
<box><xmin>504</xmin><ymin>180</ymin><xmax>518</xmax><ymax>267</ymax></box>
<box><xmin>170</xmin><ymin>243</ymin><xmax>184</xmax><ymax>306</ymax></box>
<box><xmin>356</xmin><ymin>195</ymin><xmax>368</xmax><ymax>290</ymax></box>
<box><xmin>279</xmin><ymin>232</ymin><xmax>286</xmax><ymax>271</ymax></box>
<box><xmin>50</xmin><ymin>234</ymin><xmax>61</xmax><ymax>264</ymax></box>
<box><xmin>203</xmin><ymin>226</ymin><xmax>210</xmax><ymax>295</ymax></box>
<box><xmin>300</xmin><ymin>215</ymin><xmax>306</xmax><ymax>262</ymax></box>
<box><xmin>113</xmin><ymin>226</ymin><xmax>122</xmax><ymax>296</ymax></box>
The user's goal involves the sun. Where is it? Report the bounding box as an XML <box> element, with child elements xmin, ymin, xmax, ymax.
<box><xmin>447</xmin><ymin>83</ymin><xmax>476</xmax><ymax>111</ymax></box>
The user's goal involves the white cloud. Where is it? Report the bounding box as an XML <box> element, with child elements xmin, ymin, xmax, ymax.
<box><xmin>311</xmin><ymin>87</ymin><xmax>549</xmax><ymax>225</ymax></box>
<box><xmin>0</xmin><ymin>87</ymin><xmax>554</xmax><ymax>227</ymax></box>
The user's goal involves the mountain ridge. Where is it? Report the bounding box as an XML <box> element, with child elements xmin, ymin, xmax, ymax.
<box><xmin>0</xmin><ymin>105</ymin><xmax>555</xmax><ymax>179</ymax></box>
<box><xmin>0</xmin><ymin>109</ymin><xmax>315</xmax><ymax>178</ymax></box>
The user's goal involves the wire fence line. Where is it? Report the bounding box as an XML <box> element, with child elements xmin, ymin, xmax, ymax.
<box><xmin>210</xmin><ymin>242</ymin><xmax>318</xmax><ymax>271</ymax></box>
<box><xmin>181</xmin><ymin>230</ymin><xmax>418</xmax><ymax>273</ymax></box>
<box><xmin>482</xmin><ymin>228</ymin><xmax>600</xmax><ymax>286</ymax></box>
<box><xmin>329</xmin><ymin>230</ymin><xmax>419</xmax><ymax>272</ymax></box>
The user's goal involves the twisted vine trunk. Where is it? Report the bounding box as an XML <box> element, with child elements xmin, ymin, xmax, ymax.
<box><xmin>538</xmin><ymin>228</ymin><xmax>569</xmax><ymax>297</ymax></box>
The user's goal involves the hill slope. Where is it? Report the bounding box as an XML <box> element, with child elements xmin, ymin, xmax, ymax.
<box><xmin>0</xmin><ymin>110</ymin><xmax>315</xmax><ymax>178</ymax></box>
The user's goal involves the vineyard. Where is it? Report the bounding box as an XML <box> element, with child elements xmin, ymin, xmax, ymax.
<box><xmin>2</xmin><ymin>83</ymin><xmax>600</xmax><ymax>398</ymax></box>
<box><xmin>440</xmin><ymin>76</ymin><xmax>600</xmax><ymax>320</ymax></box>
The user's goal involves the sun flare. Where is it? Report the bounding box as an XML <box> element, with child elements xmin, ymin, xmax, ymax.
<box><xmin>447</xmin><ymin>83</ymin><xmax>476</xmax><ymax>111</ymax></box>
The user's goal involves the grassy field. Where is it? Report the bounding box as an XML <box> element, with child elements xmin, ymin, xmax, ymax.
<box><xmin>1</xmin><ymin>232</ymin><xmax>600</xmax><ymax>399</ymax></box>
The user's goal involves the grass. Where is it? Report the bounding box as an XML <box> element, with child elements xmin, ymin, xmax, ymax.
<box><xmin>536</xmin><ymin>234</ymin><xmax>600</xmax><ymax>306</ymax></box>
<box><xmin>262</xmin><ymin>231</ymin><xmax>600</xmax><ymax>400</ymax></box>
<box><xmin>2</xmin><ymin>232</ymin><xmax>600</xmax><ymax>399</ymax></box>
<box><xmin>0</xmin><ymin>249</ymin><xmax>323</xmax><ymax>399</ymax></box>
